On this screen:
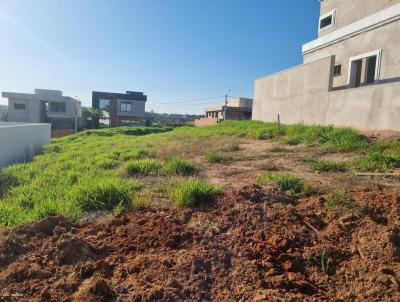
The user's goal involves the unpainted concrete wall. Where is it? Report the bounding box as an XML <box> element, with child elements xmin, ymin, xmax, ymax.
<box><xmin>8</xmin><ymin>98</ymin><xmax>42</xmax><ymax>123</ymax></box>
<box><xmin>304</xmin><ymin>19</ymin><xmax>400</xmax><ymax>88</ymax></box>
<box><xmin>319</xmin><ymin>0</ymin><xmax>400</xmax><ymax>36</ymax></box>
<box><xmin>253</xmin><ymin>56</ymin><xmax>334</xmax><ymax>126</ymax></box>
<box><xmin>0</xmin><ymin>123</ymin><xmax>51</xmax><ymax>167</ymax></box>
<box><xmin>253</xmin><ymin>56</ymin><xmax>400</xmax><ymax>131</ymax></box>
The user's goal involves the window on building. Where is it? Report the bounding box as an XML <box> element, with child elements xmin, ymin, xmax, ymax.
<box><xmin>333</xmin><ymin>65</ymin><xmax>342</xmax><ymax>76</ymax></box>
<box><xmin>319</xmin><ymin>10</ymin><xmax>336</xmax><ymax>32</ymax></box>
<box><xmin>49</xmin><ymin>102</ymin><xmax>66</xmax><ymax>113</ymax></box>
<box><xmin>348</xmin><ymin>50</ymin><xmax>381</xmax><ymax>88</ymax></box>
<box><xmin>14</xmin><ymin>103</ymin><xmax>26</xmax><ymax>110</ymax></box>
<box><xmin>120</xmin><ymin>102</ymin><xmax>132</xmax><ymax>112</ymax></box>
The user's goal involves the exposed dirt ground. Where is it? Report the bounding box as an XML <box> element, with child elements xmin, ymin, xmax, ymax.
<box><xmin>1</xmin><ymin>184</ymin><xmax>400</xmax><ymax>301</ymax></box>
<box><xmin>197</xmin><ymin>140</ymin><xmax>400</xmax><ymax>192</ymax></box>
<box><xmin>1</xmin><ymin>139</ymin><xmax>400</xmax><ymax>301</ymax></box>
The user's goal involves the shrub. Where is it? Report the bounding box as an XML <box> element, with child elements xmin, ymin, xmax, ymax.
<box><xmin>324</xmin><ymin>192</ymin><xmax>356</xmax><ymax>209</ymax></box>
<box><xmin>312</xmin><ymin>160</ymin><xmax>348</xmax><ymax>172</ymax></box>
<box><xmin>163</xmin><ymin>159</ymin><xmax>198</xmax><ymax>176</ymax></box>
<box><xmin>69</xmin><ymin>177</ymin><xmax>134</xmax><ymax>211</ymax></box>
<box><xmin>167</xmin><ymin>179</ymin><xmax>222</xmax><ymax>207</ymax></box>
<box><xmin>206</xmin><ymin>151</ymin><xmax>232</xmax><ymax>164</ymax></box>
<box><xmin>352</xmin><ymin>152</ymin><xmax>400</xmax><ymax>172</ymax></box>
<box><xmin>125</xmin><ymin>159</ymin><xmax>163</xmax><ymax>175</ymax></box>
<box><xmin>257</xmin><ymin>173</ymin><xmax>309</xmax><ymax>197</ymax></box>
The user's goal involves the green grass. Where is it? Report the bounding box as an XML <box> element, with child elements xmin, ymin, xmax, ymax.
<box><xmin>69</xmin><ymin>177</ymin><xmax>136</xmax><ymax>211</ymax></box>
<box><xmin>162</xmin><ymin>159</ymin><xmax>198</xmax><ymax>176</ymax></box>
<box><xmin>312</xmin><ymin>160</ymin><xmax>348</xmax><ymax>173</ymax></box>
<box><xmin>120</xmin><ymin>148</ymin><xmax>155</xmax><ymax>161</ymax></box>
<box><xmin>125</xmin><ymin>159</ymin><xmax>163</xmax><ymax>176</ymax></box>
<box><xmin>324</xmin><ymin>192</ymin><xmax>357</xmax><ymax>210</ymax></box>
<box><xmin>257</xmin><ymin>172</ymin><xmax>309</xmax><ymax>197</ymax></box>
<box><xmin>352</xmin><ymin>152</ymin><xmax>400</xmax><ymax>172</ymax></box>
<box><xmin>167</xmin><ymin>179</ymin><xmax>222</xmax><ymax>207</ymax></box>
<box><xmin>3</xmin><ymin>120</ymin><xmax>400</xmax><ymax>226</ymax></box>
<box><xmin>206</xmin><ymin>151</ymin><xmax>233</xmax><ymax>164</ymax></box>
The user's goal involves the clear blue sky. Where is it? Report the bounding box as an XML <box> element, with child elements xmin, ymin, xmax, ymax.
<box><xmin>0</xmin><ymin>0</ymin><xmax>320</xmax><ymax>114</ymax></box>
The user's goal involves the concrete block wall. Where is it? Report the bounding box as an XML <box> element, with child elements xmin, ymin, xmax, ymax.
<box><xmin>0</xmin><ymin>123</ymin><xmax>51</xmax><ymax>168</ymax></box>
<box><xmin>253</xmin><ymin>55</ymin><xmax>400</xmax><ymax>131</ymax></box>
<box><xmin>253</xmin><ymin>56</ymin><xmax>334</xmax><ymax>126</ymax></box>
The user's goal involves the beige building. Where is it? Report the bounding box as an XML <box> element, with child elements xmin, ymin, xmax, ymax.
<box><xmin>2</xmin><ymin>89</ymin><xmax>82</xmax><ymax>132</ymax></box>
<box><xmin>253</xmin><ymin>0</ymin><xmax>400</xmax><ymax>131</ymax></box>
<box><xmin>195</xmin><ymin>97</ymin><xmax>252</xmax><ymax>126</ymax></box>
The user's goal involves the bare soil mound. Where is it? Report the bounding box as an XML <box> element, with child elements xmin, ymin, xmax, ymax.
<box><xmin>1</xmin><ymin>185</ymin><xmax>399</xmax><ymax>301</ymax></box>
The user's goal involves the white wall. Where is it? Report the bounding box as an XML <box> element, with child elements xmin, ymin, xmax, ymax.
<box><xmin>0</xmin><ymin>123</ymin><xmax>51</xmax><ymax>168</ymax></box>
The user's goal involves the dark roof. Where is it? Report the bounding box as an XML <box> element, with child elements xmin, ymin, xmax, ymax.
<box><xmin>92</xmin><ymin>91</ymin><xmax>147</xmax><ymax>102</ymax></box>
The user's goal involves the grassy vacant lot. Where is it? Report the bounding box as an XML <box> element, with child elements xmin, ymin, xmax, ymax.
<box><xmin>1</xmin><ymin>120</ymin><xmax>400</xmax><ymax>226</ymax></box>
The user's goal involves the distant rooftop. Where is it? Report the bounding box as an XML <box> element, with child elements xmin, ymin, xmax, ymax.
<box><xmin>2</xmin><ymin>89</ymin><xmax>78</xmax><ymax>102</ymax></box>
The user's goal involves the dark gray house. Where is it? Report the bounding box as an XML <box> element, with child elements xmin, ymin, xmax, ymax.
<box><xmin>92</xmin><ymin>91</ymin><xmax>147</xmax><ymax>128</ymax></box>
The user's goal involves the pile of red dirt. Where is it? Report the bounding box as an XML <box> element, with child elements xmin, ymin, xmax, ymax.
<box><xmin>1</xmin><ymin>185</ymin><xmax>399</xmax><ymax>301</ymax></box>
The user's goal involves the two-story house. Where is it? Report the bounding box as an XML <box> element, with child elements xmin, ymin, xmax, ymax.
<box><xmin>253</xmin><ymin>0</ymin><xmax>400</xmax><ymax>131</ymax></box>
<box><xmin>2</xmin><ymin>89</ymin><xmax>82</xmax><ymax>132</ymax></box>
<box><xmin>92</xmin><ymin>91</ymin><xmax>147</xmax><ymax>128</ymax></box>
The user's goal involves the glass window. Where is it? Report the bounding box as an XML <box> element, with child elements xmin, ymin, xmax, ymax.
<box><xmin>320</xmin><ymin>15</ymin><xmax>332</xmax><ymax>29</ymax></box>
<box><xmin>14</xmin><ymin>103</ymin><xmax>26</xmax><ymax>110</ymax></box>
<box><xmin>319</xmin><ymin>10</ymin><xmax>336</xmax><ymax>32</ymax></box>
<box><xmin>120</xmin><ymin>102</ymin><xmax>132</xmax><ymax>112</ymax></box>
<box><xmin>49</xmin><ymin>102</ymin><xmax>66</xmax><ymax>113</ymax></box>
<box><xmin>334</xmin><ymin>65</ymin><xmax>342</xmax><ymax>76</ymax></box>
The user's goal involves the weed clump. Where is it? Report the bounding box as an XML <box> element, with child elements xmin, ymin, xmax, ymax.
<box><xmin>312</xmin><ymin>160</ymin><xmax>348</xmax><ymax>172</ymax></box>
<box><xmin>352</xmin><ymin>152</ymin><xmax>400</xmax><ymax>172</ymax></box>
<box><xmin>125</xmin><ymin>159</ymin><xmax>163</xmax><ymax>176</ymax></box>
<box><xmin>96</xmin><ymin>158</ymin><xmax>118</xmax><ymax>169</ymax></box>
<box><xmin>206</xmin><ymin>151</ymin><xmax>232</xmax><ymax>164</ymax></box>
<box><xmin>324</xmin><ymin>192</ymin><xmax>356</xmax><ymax>210</ymax></box>
<box><xmin>69</xmin><ymin>177</ymin><xmax>135</xmax><ymax>211</ymax></box>
<box><xmin>132</xmin><ymin>194</ymin><xmax>151</xmax><ymax>209</ymax></box>
<box><xmin>163</xmin><ymin>159</ymin><xmax>198</xmax><ymax>176</ymax></box>
<box><xmin>257</xmin><ymin>172</ymin><xmax>309</xmax><ymax>197</ymax></box>
<box><xmin>167</xmin><ymin>179</ymin><xmax>222</xmax><ymax>207</ymax></box>
<box><xmin>120</xmin><ymin>148</ymin><xmax>155</xmax><ymax>161</ymax></box>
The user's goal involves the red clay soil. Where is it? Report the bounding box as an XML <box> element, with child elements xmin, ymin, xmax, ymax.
<box><xmin>0</xmin><ymin>185</ymin><xmax>399</xmax><ymax>301</ymax></box>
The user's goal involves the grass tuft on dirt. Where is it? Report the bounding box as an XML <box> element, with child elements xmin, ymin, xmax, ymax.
<box><xmin>324</xmin><ymin>192</ymin><xmax>357</xmax><ymax>210</ymax></box>
<box><xmin>69</xmin><ymin>177</ymin><xmax>136</xmax><ymax>212</ymax></box>
<box><xmin>352</xmin><ymin>152</ymin><xmax>400</xmax><ymax>172</ymax></box>
<box><xmin>163</xmin><ymin>159</ymin><xmax>198</xmax><ymax>176</ymax></box>
<box><xmin>120</xmin><ymin>148</ymin><xmax>155</xmax><ymax>161</ymax></box>
<box><xmin>257</xmin><ymin>172</ymin><xmax>309</xmax><ymax>197</ymax></box>
<box><xmin>206</xmin><ymin>151</ymin><xmax>232</xmax><ymax>164</ymax></box>
<box><xmin>125</xmin><ymin>159</ymin><xmax>163</xmax><ymax>176</ymax></box>
<box><xmin>167</xmin><ymin>179</ymin><xmax>222</xmax><ymax>207</ymax></box>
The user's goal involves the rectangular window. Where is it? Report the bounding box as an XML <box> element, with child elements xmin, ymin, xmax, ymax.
<box><xmin>319</xmin><ymin>10</ymin><xmax>336</xmax><ymax>33</ymax></box>
<box><xmin>49</xmin><ymin>102</ymin><xmax>66</xmax><ymax>113</ymax></box>
<box><xmin>120</xmin><ymin>102</ymin><xmax>132</xmax><ymax>112</ymax></box>
<box><xmin>333</xmin><ymin>65</ymin><xmax>342</xmax><ymax>76</ymax></box>
<box><xmin>348</xmin><ymin>50</ymin><xmax>382</xmax><ymax>88</ymax></box>
<box><xmin>14</xmin><ymin>103</ymin><xmax>26</xmax><ymax>110</ymax></box>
